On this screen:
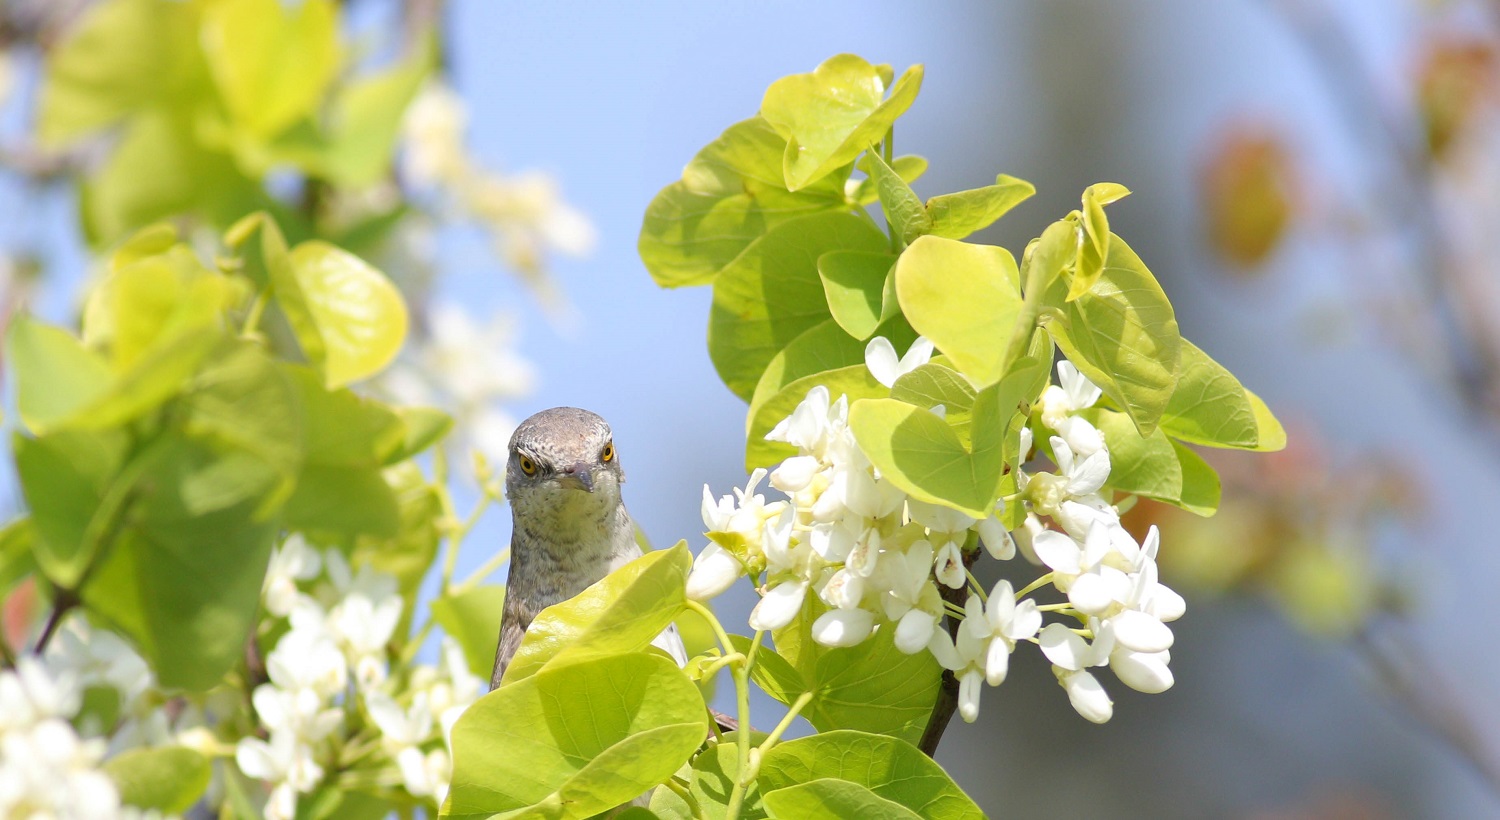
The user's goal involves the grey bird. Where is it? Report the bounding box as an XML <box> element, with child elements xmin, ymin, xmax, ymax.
<box><xmin>490</xmin><ymin>407</ymin><xmax>687</xmax><ymax>689</ymax></box>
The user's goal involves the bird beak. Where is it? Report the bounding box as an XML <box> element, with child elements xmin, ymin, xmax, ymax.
<box><xmin>558</xmin><ymin>463</ymin><xmax>595</xmax><ymax>493</ymax></box>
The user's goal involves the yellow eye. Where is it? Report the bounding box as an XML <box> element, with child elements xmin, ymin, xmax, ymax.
<box><xmin>518</xmin><ymin>455</ymin><xmax>538</xmax><ymax>476</ymax></box>
<box><xmin>601</xmin><ymin>442</ymin><xmax>615</xmax><ymax>463</ymax></box>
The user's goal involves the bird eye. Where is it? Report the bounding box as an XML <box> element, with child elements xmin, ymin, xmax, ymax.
<box><xmin>518</xmin><ymin>455</ymin><xmax>538</xmax><ymax>476</ymax></box>
<box><xmin>601</xmin><ymin>442</ymin><xmax>615</xmax><ymax>463</ymax></box>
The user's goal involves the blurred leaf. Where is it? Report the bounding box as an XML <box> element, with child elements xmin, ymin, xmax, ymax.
<box><xmin>503</xmin><ymin>543</ymin><xmax>692</xmax><ymax>684</ymax></box>
<box><xmin>37</xmin><ymin>0</ymin><xmax>204</xmax><ymax>145</ymax></box>
<box><xmin>639</xmin><ymin>116</ymin><xmax>849</xmax><ymax>289</ymax></box>
<box><xmin>1044</xmin><ymin>233</ymin><xmax>1179</xmax><ymax>435</ymax></box>
<box><xmin>14</xmin><ymin>430</ymin><xmax>128</xmax><ymax>588</ymax></box>
<box><xmin>321</xmin><ymin>38</ymin><xmax>434</xmax><ymax>186</ymax></box>
<box><xmin>763</xmin><ymin>780</ymin><xmax>921</xmax><ymax>820</ymax></box>
<box><xmin>284</xmin><ymin>465</ymin><xmax>399</xmax><ymax>538</ymax></box>
<box><xmin>82</xmin><ymin>109</ymin><xmax>262</xmax><ymax>246</ymax></box>
<box><xmin>925</xmin><ymin>174</ymin><xmax>1035</xmax><ymax>240</ymax></box>
<box><xmin>284</xmin><ymin>241</ymin><xmax>409</xmax><ymax>388</ymax></box>
<box><xmin>709</xmin><ymin>212</ymin><xmax>887</xmax><ymax>401</ymax></box>
<box><xmin>748</xmin><ymin>317</ymin><xmax>898</xmax><ymax>428</ymax></box>
<box><xmin>181</xmin><ymin>341</ymin><xmax>302</xmax><ymax>516</ymax></box>
<box><xmin>757</xmin><ymin>730</ymin><xmax>982</xmax><ymax>819</ymax></box>
<box><xmin>760</xmin><ymin>55</ymin><xmax>923</xmax><ymax>191</ymax></box>
<box><xmin>387</xmin><ymin>407</ymin><xmax>454</xmax><ymax>464</ymax></box>
<box><xmin>283</xmin><ymin>366</ymin><xmax>404</xmax><ymax>467</ymax></box>
<box><xmin>895</xmin><ymin>236</ymin><xmax>1021</xmax><ymax>387</ymax></box>
<box><xmin>83</xmin><ymin>438</ymin><xmax>280</xmax><ymax>691</ymax></box>
<box><xmin>432</xmin><ymin>584</ymin><xmax>506</xmax><ymax>680</ymax></box>
<box><xmin>295</xmin><ymin>787</ymin><xmax>392</xmax><ymax>820</ymax></box>
<box><xmin>0</xmin><ymin>519</ymin><xmax>37</xmax><ymax>594</ymax></box>
<box><xmin>352</xmin><ymin>463</ymin><xmax>442</xmax><ymax>627</ymax></box>
<box><xmin>105</xmin><ymin>746</ymin><xmax>211</xmax><ymax>813</ymax></box>
<box><xmin>867</xmin><ymin>150</ymin><xmax>931</xmax><ymax>245</ymax></box>
<box><xmin>8</xmin><ymin>316</ymin><xmax>111</xmax><ymax>433</ymax></box>
<box><xmin>444</xmin><ymin>654</ymin><xmax>707</xmax><ymax>819</ymax></box>
<box><xmin>202</xmin><ymin>0</ymin><xmax>341</xmax><ymax>139</ymax></box>
<box><xmin>818</xmin><ymin>251</ymin><xmax>895</xmax><ymax>340</ymax></box>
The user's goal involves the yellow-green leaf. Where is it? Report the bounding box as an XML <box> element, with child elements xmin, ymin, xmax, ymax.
<box><xmin>895</xmin><ymin>235</ymin><xmax>1022</xmax><ymax>387</ymax></box>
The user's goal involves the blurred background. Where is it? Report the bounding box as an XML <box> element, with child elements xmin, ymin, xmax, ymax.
<box><xmin>4</xmin><ymin>0</ymin><xmax>1500</xmax><ymax>817</ymax></box>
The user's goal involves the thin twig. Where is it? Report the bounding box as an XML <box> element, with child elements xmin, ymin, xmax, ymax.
<box><xmin>918</xmin><ymin>548</ymin><xmax>980</xmax><ymax>757</ymax></box>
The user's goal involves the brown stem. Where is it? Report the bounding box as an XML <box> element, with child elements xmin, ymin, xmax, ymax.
<box><xmin>917</xmin><ymin>548</ymin><xmax>981</xmax><ymax>758</ymax></box>
<box><xmin>32</xmin><ymin>588</ymin><xmax>78</xmax><ymax>654</ymax></box>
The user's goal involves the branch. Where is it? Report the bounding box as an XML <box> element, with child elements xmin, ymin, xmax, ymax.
<box><xmin>917</xmin><ymin>547</ymin><xmax>980</xmax><ymax>758</ymax></box>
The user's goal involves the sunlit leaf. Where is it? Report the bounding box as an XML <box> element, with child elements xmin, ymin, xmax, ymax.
<box><xmin>757</xmin><ymin>730</ymin><xmax>983</xmax><ymax>819</ymax></box>
<box><xmin>709</xmin><ymin>213</ymin><xmax>887</xmax><ymax>401</ymax></box>
<box><xmin>867</xmin><ymin>150</ymin><xmax>931</xmax><ymax>245</ymax></box>
<box><xmin>283</xmin><ymin>241</ymin><xmax>409</xmax><ymax>388</ymax></box>
<box><xmin>925</xmin><ymin>173</ymin><xmax>1035</xmax><ymax>240</ymax></box>
<box><xmin>895</xmin><ymin>235</ymin><xmax>1022</xmax><ymax>387</ymax></box>
<box><xmin>443</xmin><ymin>654</ymin><xmax>707</xmax><ymax>819</ymax></box>
<box><xmin>1044</xmin><ymin>233</ymin><xmax>1179</xmax><ymax>435</ymax></box>
<box><xmin>818</xmin><ymin>250</ymin><xmax>896</xmax><ymax>340</ymax></box>
<box><xmin>760</xmin><ymin>55</ymin><xmax>923</xmax><ymax>191</ymax></box>
<box><xmin>502</xmin><ymin>542</ymin><xmax>692</xmax><ymax>684</ymax></box>
<box><xmin>202</xmin><ymin>0</ymin><xmax>341</xmax><ymax>139</ymax></box>
<box><xmin>639</xmin><ymin>117</ymin><xmax>849</xmax><ymax>289</ymax></box>
<box><xmin>763</xmin><ymin>779</ymin><xmax>921</xmax><ymax>820</ymax></box>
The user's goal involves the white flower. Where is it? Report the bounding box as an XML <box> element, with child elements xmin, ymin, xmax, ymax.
<box><xmin>811</xmin><ymin>607</ymin><xmax>876</xmax><ymax>647</ymax></box>
<box><xmin>909</xmin><ymin>499</ymin><xmax>976</xmax><ymax>589</ymax></box>
<box><xmin>268</xmin><ymin>607</ymin><xmax>350</xmax><ymax>699</ymax></box>
<box><xmin>236</xmin><ymin>731</ymin><xmax>323</xmax><ymax>794</ymax></box>
<box><xmin>368</xmin><ymin>691</ymin><xmax>435</xmax><ymax>750</ymax></box>
<box><xmin>1039</xmin><ymin>360</ymin><xmax>1102</xmax><ymax>428</ymax></box>
<box><xmin>926</xmin><ymin>581</ymin><xmax>1041</xmax><ymax>722</ymax></box>
<box><xmin>264</xmin><ymin>535</ymin><xmax>322</xmax><ymax>618</ymax></box>
<box><xmin>864</xmin><ymin>336</ymin><xmax>935</xmax><ymax>388</ymax></box>
<box><xmin>1031</xmin><ymin>522</ymin><xmax>1132</xmax><ymax>616</ymax></box>
<box><xmin>686</xmin><ymin>543</ymin><xmax>743</xmax><ymax>602</ymax></box>
<box><xmin>878</xmin><ymin>541</ymin><xmax>945</xmax><ymax>654</ymax></box>
<box><xmin>1038</xmin><ymin>622</ymin><xmax>1114</xmax><ymax>723</ymax></box>
<box><xmin>748</xmin><ymin>508</ymin><xmax>815</xmax><ymax>632</ymax></box>
<box><xmin>766</xmin><ymin>386</ymin><xmax>847</xmax><ymax>459</ymax></box>
<box><xmin>1025</xmin><ymin>437</ymin><xmax>1111</xmax><ymax>528</ymax></box>
<box><xmin>402</xmin><ymin>81</ymin><xmax>470</xmax><ymax>186</ymax></box>
<box><xmin>0</xmin><ymin>657</ymin><xmax>80</xmax><ymax>730</ymax></box>
<box><xmin>975</xmin><ymin>507</ymin><xmax>1016</xmax><ymax>561</ymax></box>
<box><xmin>396</xmin><ymin>746</ymin><xmax>451</xmax><ymax>800</ymax></box>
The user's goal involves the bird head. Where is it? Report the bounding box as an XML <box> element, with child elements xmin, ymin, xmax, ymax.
<box><xmin>505</xmin><ymin>407</ymin><xmax>625</xmax><ymax>513</ymax></box>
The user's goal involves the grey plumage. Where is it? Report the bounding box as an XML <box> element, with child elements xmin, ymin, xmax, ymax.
<box><xmin>491</xmin><ymin>407</ymin><xmax>686</xmax><ymax>689</ymax></box>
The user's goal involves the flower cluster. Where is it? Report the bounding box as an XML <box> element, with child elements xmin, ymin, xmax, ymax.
<box><xmin>0</xmin><ymin>657</ymin><xmax>120</xmax><ymax>818</ymax></box>
<box><xmin>241</xmin><ymin>537</ymin><xmax>484</xmax><ymax>819</ymax></box>
<box><xmin>401</xmin><ymin>81</ymin><xmax>595</xmax><ymax>297</ymax></box>
<box><xmin>687</xmin><ymin>343</ymin><xmax>1185</xmax><ymax>724</ymax></box>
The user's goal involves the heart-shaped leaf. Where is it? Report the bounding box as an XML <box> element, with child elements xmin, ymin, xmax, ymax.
<box><xmin>895</xmin><ymin>235</ymin><xmax>1022</xmax><ymax>387</ymax></box>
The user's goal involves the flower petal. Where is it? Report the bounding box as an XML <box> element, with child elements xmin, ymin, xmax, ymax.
<box><xmin>748</xmin><ymin>579</ymin><xmax>808</xmax><ymax>632</ymax></box>
<box><xmin>1110</xmin><ymin>609</ymin><xmax>1174</xmax><ymax>653</ymax></box>
<box><xmin>864</xmin><ymin>336</ymin><xmax>902</xmax><ymax>388</ymax></box>
<box><xmin>1061</xmin><ymin>669</ymin><xmax>1113</xmax><ymax>723</ymax></box>
<box><xmin>686</xmin><ymin>544</ymin><xmax>744</xmax><ymax>601</ymax></box>
<box><xmin>811</xmin><ymin>608</ymin><xmax>876</xmax><ymax>647</ymax></box>
<box><xmin>895</xmin><ymin>609</ymin><xmax>938</xmax><ymax>654</ymax></box>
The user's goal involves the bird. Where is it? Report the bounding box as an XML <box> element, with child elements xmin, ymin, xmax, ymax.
<box><xmin>490</xmin><ymin>406</ymin><xmax>687</xmax><ymax>689</ymax></box>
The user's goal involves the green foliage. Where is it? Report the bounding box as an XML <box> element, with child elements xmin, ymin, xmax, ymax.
<box><xmin>444</xmin><ymin>653</ymin><xmax>708</xmax><ymax>819</ymax></box>
<box><xmin>431</xmin><ymin>584</ymin><xmax>507</xmax><ymax>679</ymax></box>
<box><xmin>757</xmin><ymin>731</ymin><xmax>984</xmax><ymax>818</ymax></box>
<box><xmin>502</xmin><ymin>542</ymin><xmax>692</xmax><ymax>684</ymax></box>
<box><xmin>105</xmin><ymin>746</ymin><xmax>212</xmax><ymax>813</ymax></box>
<box><xmin>6</xmin><ymin>218</ymin><xmax>433</xmax><ymax>692</ymax></box>
<box><xmin>641</xmin><ymin>51</ymin><xmax>1285</xmax><ymax>540</ymax></box>
<box><xmin>37</xmin><ymin>0</ymin><xmax>432</xmax><ymax>245</ymax></box>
